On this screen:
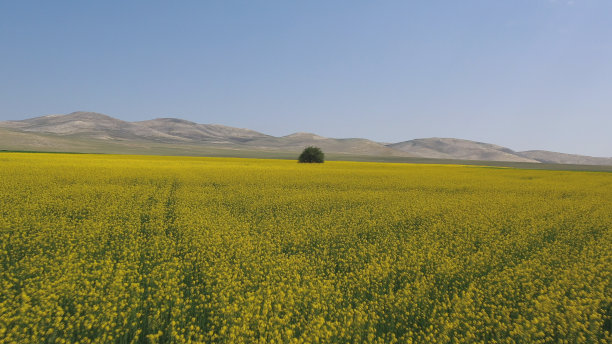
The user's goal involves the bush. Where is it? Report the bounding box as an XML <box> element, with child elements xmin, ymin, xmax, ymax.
<box><xmin>298</xmin><ymin>146</ymin><xmax>324</xmax><ymax>163</ymax></box>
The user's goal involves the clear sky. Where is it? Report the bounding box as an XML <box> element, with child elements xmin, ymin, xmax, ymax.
<box><xmin>1</xmin><ymin>1</ymin><xmax>611</xmax><ymax>156</ymax></box>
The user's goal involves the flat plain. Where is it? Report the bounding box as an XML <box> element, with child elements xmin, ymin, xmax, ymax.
<box><xmin>0</xmin><ymin>153</ymin><xmax>610</xmax><ymax>343</ymax></box>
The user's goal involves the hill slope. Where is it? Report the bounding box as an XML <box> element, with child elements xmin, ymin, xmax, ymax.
<box><xmin>518</xmin><ymin>150</ymin><xmax>612</xmax><ymax>166</ymax></box>
<box><xmin>0</xmin><ymin>112</ymin><xmax>184</xmax><ymax>142</ymax></box>
<box><xmin>1</xmin><ymin>111</ymin><xmax>610</xmax><ymax>165</ymax></box>
<box><xmin>0</xmin><ymin>112</ymin><xmax>406</xmax><ymax>157</ymax></box>
<box><xmin>387</xmin><ymin>138</ymin><xmax>540</xmax><ymax>163</ymax></box>
<box><xmin>136</xmin><ymin>118</ymin><xmax>271</xmax><ymax>143</ymax></box>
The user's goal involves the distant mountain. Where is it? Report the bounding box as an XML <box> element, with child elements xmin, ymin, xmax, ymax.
<box><xmin>136</xmin><ymin>118</ymin><xmax>271</xmax><ymax>143</ymax></box>
<box><xmin>1</xmin><ymin>111</ymin><xmax>610</xmax><ymax>166</ymax></box>
<box><xmin>0</xmin><ymin>112</ymin><xmax>405</xmax><ymax>157</ymax></box>
<box><xmin>387</xmin><ymin>138</ymin><xmax>539</xmax><ymax>163</ymax></box>
<box><xmin>0</xmin><ymin>112</ymin><xmax>181</xmax><ymax>142</ymax></box>
<box><xmin>517</xmin><ymin>150</ymin><xmax>612</xmax><ymax>166</ymax></box>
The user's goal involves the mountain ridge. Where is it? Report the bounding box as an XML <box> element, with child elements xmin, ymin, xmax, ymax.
<box><xmin>387</xmin><ymin>138</ymin><xmax>540</xmax><ymax>163</ymax></box>
<box><xmin>1</xmin><ymin>111</ymin><xmax>611</xmax><ymax>166</ymax></box>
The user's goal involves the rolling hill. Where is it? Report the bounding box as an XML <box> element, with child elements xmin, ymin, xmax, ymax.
<box><xmin>387</xmin><ymin>138</ymin><xmax>540</xmax><ymax>163</ymax></box>
<box><xmin>1</xmin><ymin>111</ymin><xmax>611</xmax><ymax>166</ymax></box>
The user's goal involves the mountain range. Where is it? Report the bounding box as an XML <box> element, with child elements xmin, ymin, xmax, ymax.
<box><xmin>1</xmin><ymin>111</ymin><xmax>611</xmax><ymax>166</ymax></box>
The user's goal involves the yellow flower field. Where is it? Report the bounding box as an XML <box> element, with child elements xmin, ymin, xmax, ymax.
<box><xmin>0</xmin><ymin>153</ymin><xmax>610</xmax><ymax>343</ymax></box>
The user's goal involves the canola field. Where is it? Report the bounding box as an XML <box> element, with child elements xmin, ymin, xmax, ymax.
<box><xmin>0</xmin><ymin>153</ymin><xmax>611</xmax><ymax>344</ymax></box>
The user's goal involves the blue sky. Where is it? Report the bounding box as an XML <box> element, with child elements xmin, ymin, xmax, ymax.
<box><xmin>1</xmin><ymin>1</ymin><xmax>611</xmax><ymax>156</ymax></box>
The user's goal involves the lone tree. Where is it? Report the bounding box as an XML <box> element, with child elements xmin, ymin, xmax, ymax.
<box><xmin>298</xmin><ymin>146</ymin><xmax>325</xmax><ymax>163</ymax></box>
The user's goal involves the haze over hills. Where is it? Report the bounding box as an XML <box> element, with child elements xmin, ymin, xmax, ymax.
<box><xmin>1</xmin><ymin>111</ymin><xmax>611</xmax><ymax>166</ymax></box>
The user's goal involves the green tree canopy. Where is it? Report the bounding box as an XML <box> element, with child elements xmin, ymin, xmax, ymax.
<box><xmin>298</xmin><ymin>146</ymin><xmax>324</xmax><ymax>163</ymax></box>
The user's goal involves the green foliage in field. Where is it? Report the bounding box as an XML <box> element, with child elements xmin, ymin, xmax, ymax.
<box><xmin>298</xmin><ymin>146</ymin><xmax>324</xmax><ymax>163</ymax></box>
<box><xmin>0</xmin><ymin>153</ymin><xmax>610</xmax><ymax>343</ymax></box>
